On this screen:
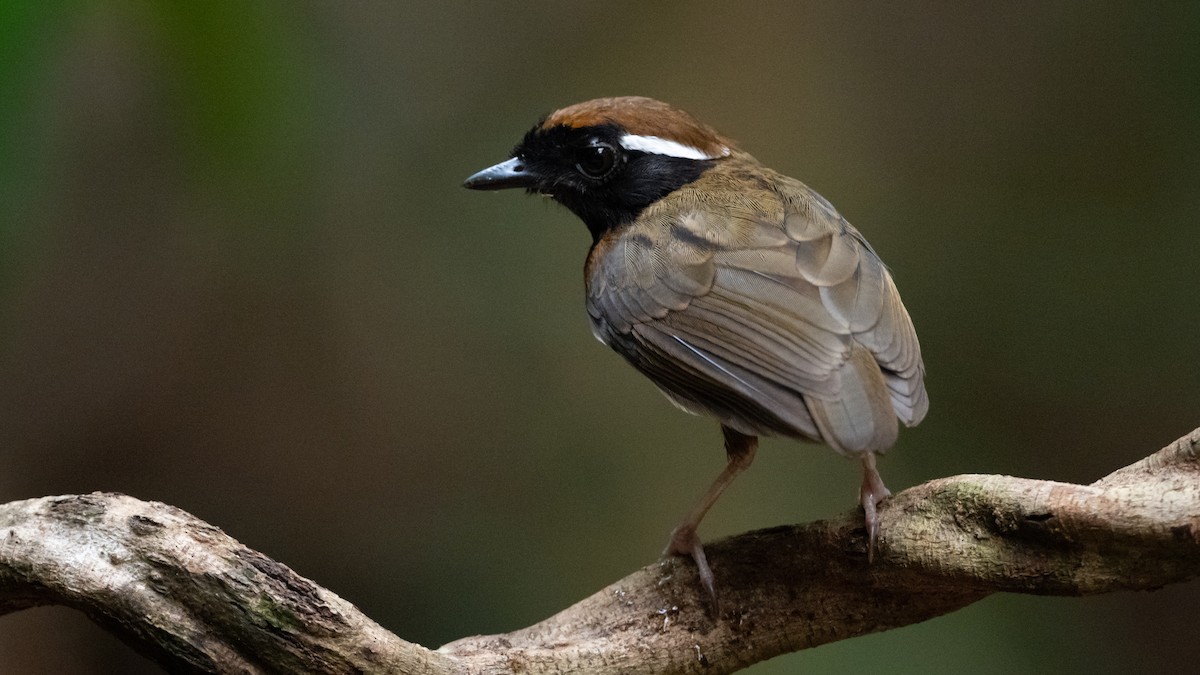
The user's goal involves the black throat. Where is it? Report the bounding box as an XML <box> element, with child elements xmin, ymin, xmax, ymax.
<box><xmin>514</xmin><ymin>123</ymin><xmax>717</xmax><ymax>242</ymax></box>
<box><xmin>555</xmin><ymin>153</ymin><xmax>715</xmax><ymax>241</ymax></box>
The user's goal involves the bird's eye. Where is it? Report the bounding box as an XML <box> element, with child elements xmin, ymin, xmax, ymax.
<box><xmin>575</xmin><ymin>142</ymin><xmax>618</xmax><ymax>180</ymax></box>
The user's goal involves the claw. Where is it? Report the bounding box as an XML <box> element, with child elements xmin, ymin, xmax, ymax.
<box><xmin>665</xmin><ymin>525</ymin><xmax>716</xmax><ymax>606</ymax></box>
<box><xmin>859</xmin><ymin>453</ymin><xmax>891</xmax><ymax>561</ymax></box>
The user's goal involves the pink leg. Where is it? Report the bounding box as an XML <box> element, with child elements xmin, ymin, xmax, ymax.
<box><xmin>665</xmin><ymin>426</ymin><xmax>757</xmax><ymax>602</ymax></box>
<box><xmin>859</xmin><ymin>452</ymin><xmax>891</xmax><ymax>561</ymax></box>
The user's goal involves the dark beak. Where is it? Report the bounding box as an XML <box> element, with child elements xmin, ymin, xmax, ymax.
<box><xmin>462</xmin><ymin>157</ymin><xmax>537</xmax><ymax>191</ymax></box>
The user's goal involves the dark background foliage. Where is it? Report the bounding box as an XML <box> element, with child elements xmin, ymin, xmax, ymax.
<box><xmin>2</xmin><ymin>3</ymin><xmax>1198</xmax><ymax>673</ymax></box>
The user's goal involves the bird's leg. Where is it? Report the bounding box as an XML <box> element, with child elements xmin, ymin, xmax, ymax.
<box><xmin>665</xmin><ymin>425</ymin><xmax>757</xmax><ymax>601</ymax></box>
<box><xmin>859</xmin><ymin>452</ymin><xmax>891</xmax><ymax>561</ymax></box>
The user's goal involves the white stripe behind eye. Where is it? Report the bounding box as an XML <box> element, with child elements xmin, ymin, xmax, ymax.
<box><xmin>618</xmin><ymin>134</ymin><xmax>728</xmax><ymax>160</ymax></box>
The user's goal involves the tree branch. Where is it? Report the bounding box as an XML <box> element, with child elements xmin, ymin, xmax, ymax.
<box><xmin>2</xmin><ymin>428</ymin><xmax>1198</xmax><ymax>674</ymax></box>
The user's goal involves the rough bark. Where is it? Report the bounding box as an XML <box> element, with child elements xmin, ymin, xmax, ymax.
<box><xmin>1</xmin><ymin>427</ymin><xmax>1197</xmax><ymax>674</ymax></box>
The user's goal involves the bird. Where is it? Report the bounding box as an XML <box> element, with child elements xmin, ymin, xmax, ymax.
<box><xmin>463</xmin><ymin>96</ymin><xmax>927</xmax><ymax>601</ymax></box>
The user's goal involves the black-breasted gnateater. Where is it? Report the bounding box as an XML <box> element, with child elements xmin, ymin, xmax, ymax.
<box><xmin>465</xmin><ymin>97</ymin><xmax>928</xmax><ymax>601</ymax></box>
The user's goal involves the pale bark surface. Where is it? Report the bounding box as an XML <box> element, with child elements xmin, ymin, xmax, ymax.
<box><xmin>1</xmin><ymin>427</ymin><xmax>1197</xmax><ymax>674</ymax></box>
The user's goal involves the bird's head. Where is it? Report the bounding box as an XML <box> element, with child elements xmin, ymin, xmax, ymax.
<box><xmin>464</xmin><ymin>97</ymin><xmax>733</xmax><ymax>240</ymax></box>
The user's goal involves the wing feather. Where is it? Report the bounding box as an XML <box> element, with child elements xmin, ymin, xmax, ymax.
<box><xmin>586</xmin><ymin>168</ymin><xmax>927</xmax><ymax>449</ymax></box>
<box><xmin>629</xmin><ymin>324</ymin><xmax>821</xmax><ymax>438</ymax></box>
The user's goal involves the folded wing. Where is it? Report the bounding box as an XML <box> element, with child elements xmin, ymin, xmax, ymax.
<box><xmin>586</xmin><ymin>177</ymin><xmax>927</xmax><ymax>455</ymax></box>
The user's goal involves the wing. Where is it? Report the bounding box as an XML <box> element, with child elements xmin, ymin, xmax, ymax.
<box><xmin>586</xmin><ymin>172</ymin><xmax>927</xmax><ymax>454</ymax></box>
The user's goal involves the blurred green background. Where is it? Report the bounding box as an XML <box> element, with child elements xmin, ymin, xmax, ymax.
<box><xmin>2</xmin><ymin>2</ymin><xmax>1198</xmax><ymax>673</ymax></box>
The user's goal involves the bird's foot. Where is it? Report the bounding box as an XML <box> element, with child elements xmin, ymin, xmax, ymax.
<box><xmin>859</xmin><ymin>458</ymin><xmax>892</xmax><ymax>562</ymax></box>
<box><xmin>664</xmin><ymin>525</ymin><xmax>716</xmax><ymax>605</ymax></box>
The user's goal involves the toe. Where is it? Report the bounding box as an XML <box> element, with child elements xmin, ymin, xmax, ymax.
<box><xmin>664</xmin><ymin>527</ymin><xmax>719</xmax><ymax>607</ymax></box>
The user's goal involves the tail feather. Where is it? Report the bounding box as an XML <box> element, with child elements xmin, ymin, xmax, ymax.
<box><xmin>807</xmin><ymin>345</ymin><xmax>899</xmax><ymax>455</ymax></box>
